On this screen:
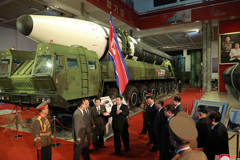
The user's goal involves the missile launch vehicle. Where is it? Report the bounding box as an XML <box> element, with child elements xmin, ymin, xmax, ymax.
<box><xmin>0</xmin><ymin>15</ymin><xmax>185</xmax><ymax>111</ymax></box>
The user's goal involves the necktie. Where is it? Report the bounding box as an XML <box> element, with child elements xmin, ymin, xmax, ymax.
<box><xmin>97</xmin><ymin>107</ymin><xmax>100</xmax><ymax>114</ymax></box>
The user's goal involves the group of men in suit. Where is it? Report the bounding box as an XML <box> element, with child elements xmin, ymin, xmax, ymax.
<box><xmin>195</xmin><ymin>105</ymin><xmax>229</xmax><ymax>160</ymax></box>
<box><xmin>72</xmin><ymin>96</ymin><xmax>130</xmax><ymax>159</ymax></box>
<box><xmin>139</xmin><ymin>94</ymin><xmax>229</xmax><ymax>160</ymax></box>
<box><xmin>139</xmin><ymin>95</ymin><xmax>185</xmax><ymax>158</ymax></box>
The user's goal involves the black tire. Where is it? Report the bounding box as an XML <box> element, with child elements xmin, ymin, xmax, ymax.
<box><xmin>147</xmin><ymin>83</ymin><xmax>156</xmax><ymax>98</ymax></box>
<box><xmin>163</xmin><ymin>82</ymin><xmax>168</xmax><ymax>94</ymax></box>
<box><xmin>123</xmin><ymin>85</ymin><xmax>138</xmax><ymax>108</ymax></box>
<box><xmin>137</xmin><ymin>84</ymin><xmax>148</xmax><ymax>102</ymax></box>
<box><xmin>168</xmin><ymin>82</ymin><xmax>172</xmax><ymax>93</ymax></box>
<box><xmin>105</xmin><ymin>87</ymin><xmax>119</xmax><ymax>99</ymax></box>
<box><xmin>156</xmin><ymin>83</ymin><xmax>163</xmax><ymax>95</ymax></box>
<box><xmin>172</xmin><ymin>82</ymin><xmax>176</xmax><ymax>91</ymax></box>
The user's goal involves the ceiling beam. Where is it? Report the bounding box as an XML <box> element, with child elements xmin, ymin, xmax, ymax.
<box><xmin>165</xmin><ymin>33</ymin><xmax>179</xmax><ymax>45</ymax></box>
<box><xmin>185</xmin><ymin>32</ymin><xmax>195</xmax><ymax>44</ymax></box>
<box><xmin>148</xmin><ymin>36</ymin><xmax>164</xmax><ymax>45</ymax></box>
<box><xmin>0</xmin><ymin>0</ymin><xmax>14</xmax><ymax>7</ymax></box>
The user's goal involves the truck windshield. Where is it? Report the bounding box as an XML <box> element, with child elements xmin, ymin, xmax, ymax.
<box><xmin>0</xmin><ymin>59</ymin><xmax>10</xmax><ymax>76</ymax></box>
<box><xmin>33</xmin><ymin>55</ymin><xmax>52</xmax><ymax>74</ymax></box>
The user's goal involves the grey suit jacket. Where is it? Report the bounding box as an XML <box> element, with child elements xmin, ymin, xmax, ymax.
<box><xmin>84</xmin><ymin>107</ymin><xmax>94</xmax><ymax>133</ymax></box>
<box><xmin>175</xmin><ymin>104</ymin><xmax>185</xmax><ymax>115</ymax></box>
<box><xmin>72</xmin><ymin>109</ymin><xmax>87</xmax><ymax>145</ymax></box>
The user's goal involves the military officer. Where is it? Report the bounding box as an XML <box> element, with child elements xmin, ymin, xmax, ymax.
<box><xmin>32</xmin><ymin>100</ymin><xmax>52</xmax><ymax>160</ymax></box>
<box><xmin>169</xmin><ymin>116</ymin><xmax>207</xmax><ymax>160</ymax></box>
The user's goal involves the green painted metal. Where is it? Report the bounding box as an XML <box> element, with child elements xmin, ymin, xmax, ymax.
<box><xmin>174</xmin><ymin>55</ymin><xmax>186</xmax><ymax>81</ymax></box>
<box><xmin>115</xmin><ymin>28</ymin><xmax>132</xmax><ymax>57</ymax></box>
<box><xmin>0</xmin><ymin>43</ymin><xmax>179</xmax><ymax>110</ymax></box>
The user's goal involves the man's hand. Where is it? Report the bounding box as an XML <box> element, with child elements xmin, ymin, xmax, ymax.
<box><xmin>77</xmin><ymin>138</ymin><xmax>81</xmax><ymax>141</ymax></box>
<box><xmin>233</xmin><ymin>55</ymin><xmax>240</xmax><ymax>58</ymax></box>
<box><xmin>116</xmin><ymin>110</ymin><xmax>122</xmax><ymax>115</ymax></box>
<box><xmin>93</xmin><ymin>125</ymin><xmax>96</xmax><ymax>129</ymax></box>
<box><xmin>37</xmin><ymin>147</ymin><xmax>41</xmax><ymax>150</ymax></box>
<box><xmin>103</xmin><ymin>112</ymin><xmax>110</xmax><ymax>116</ymax></box>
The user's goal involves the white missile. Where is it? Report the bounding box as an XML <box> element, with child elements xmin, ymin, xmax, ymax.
<box><xmin>16</xmin><ymin>15</ymin><xmax>136</xmax><ymax>60</ymax></box>
<box><xmin>17</xmin><ymin>15</ymin><xmax>174</xmax><ymax>64</ymax></box>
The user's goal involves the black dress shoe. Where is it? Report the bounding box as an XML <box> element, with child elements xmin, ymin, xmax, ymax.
<box><xmin>89</xmin><ymin>149</ymin><xmax>93</xmax><ymax>153</ymax></box>
<box><xmin>125</xmin><ymin>147</ymin><xmax>130</xmax><ymax>151</ymax></box>
<box><xmin>149</xmin><ymin>149</ymin><xmax>158</xmax><ymax>152</ymax></box>
<box><xmin>147</xmin><ymin>141</ymin><xmax>153</xmax><ymax>144</ymax></box>
<box><xmin>94</xmin><ymin>148</ymin><xmax>99</xmax><ymax>151</ymax></box>
<box><xmin>114</xmin><ymin>151</ymin><xmax>120</xmax><ymax>155</ymax></box>
<box><xmin>99</xmin><ymin>145</ymin><xmax>106</xmax><ymax>148</ymax></box>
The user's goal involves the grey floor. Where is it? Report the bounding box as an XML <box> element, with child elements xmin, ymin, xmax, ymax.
<box><xmin>201</xmin><ymin>91</ymin><xmax>240</xmax><ymax>157</ymax></box>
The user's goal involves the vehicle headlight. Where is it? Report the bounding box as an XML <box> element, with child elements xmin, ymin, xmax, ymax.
<box><xmin>2</xmin><ymin>96</ymin><xmax>4</xmax><ymax>100</ymax></box>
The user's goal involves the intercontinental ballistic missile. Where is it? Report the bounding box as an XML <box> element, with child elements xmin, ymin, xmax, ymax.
<box><xmin>16</xmin><ymin>15</ymin><xmax>175</xmax><ymax>65</ymax></box>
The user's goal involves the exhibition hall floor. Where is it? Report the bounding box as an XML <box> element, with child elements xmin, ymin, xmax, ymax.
<box><xmin>0</xmin><ymin>88</ymin><xmax>206</xmax><ymax>160</ymax></box>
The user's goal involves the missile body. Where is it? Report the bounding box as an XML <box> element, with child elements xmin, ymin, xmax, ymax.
<box><xmin>222</xmin><ymin>63</ymin><xmax>240</xmax><ymax>92</ymax></box>
<box><xmin>17</xmin><ymin>15</ymin><xmax>175</xmax><ymax>65</ymax></box>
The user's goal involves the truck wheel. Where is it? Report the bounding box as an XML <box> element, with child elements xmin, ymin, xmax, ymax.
<box><xmin>137</xmin><ymin>84</ymin><xmax>148</xmax><ymax>102</ymax></box>
<box><xmin>123</xmin><ymin>85</ymin><xmax>138</xmax><ymax>108</ymax></box>
<box><xmin>156</xmin><ymin>83</ymin><xmax>163</xmax><ymax>95</ymax></box>
<box><xmin>164</xmin><ymin>82</ymin><xmax>168</xmax><ymax>94</ymax></box>
<box><xmin>105</xmin><ymin>87</ymin><xmax>119</xmax><ymax>99</ymax></box>
<box><xmin>172</xmin><ymin>82</ymin><xmax>176</xmax><ymax>91</ymax></box>
<box><xmin>147</xmin><ymin>83</ymin><xmax>156</xmax><ymax>98</ymax></box>
<box><xmin>168</xmin><ymin>82</ymin><xmax>172</xmax><ymax>93</ymax></box>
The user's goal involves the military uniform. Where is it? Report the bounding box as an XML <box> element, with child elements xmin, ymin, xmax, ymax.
<box><xmin>32</xmin><ymin>101</ymin><xmax>52</xmax><ymax>160</ymax></box>
<box><xmin>169</xmin><ymin>115</ymin><xmax>207</xmax><ymax>160</ymax></box>
<box><xmin>172</xmin><ymin>148</ymin><xmax>207</xmax><ymax>160</ymax></box>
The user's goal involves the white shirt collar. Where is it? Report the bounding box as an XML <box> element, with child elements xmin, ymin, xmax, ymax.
<box><xmin>176</xmin><ymin>147</ymin><xmax>190</xmax><ymax>154</ymax></box>
<box><xmin>158</xmin><ymin>107</ymin><xmax>163</xmax><ymax>112</ymax></box>
<box><xmin>211</xmin><ymin>122</ymin><xmax>219</xmax><ymax>130</ymax></box>
<box><xmin>168</xmin><ymin>116</ymin><xmax>173</xmax><ymax>121</ymax></box>
<box><xmin>78</xmin><ymin>108</ymin><xmax>84</xmax><ymax>115</ymax></box>
<box><xmin>175</xmin><ymin>103</ymin><xmax>181</xmax><ymax>109</ymax></box>
<box><xmin>149</xmin><ymin>103</ymin><xmax>154</xmax><ymax>107</ymax></box>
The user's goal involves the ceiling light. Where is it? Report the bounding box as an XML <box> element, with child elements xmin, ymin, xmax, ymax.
<box><xmin>137</xmin><ymin>38</ymin><xmax>141</xmax><ymax>41</ymax></box>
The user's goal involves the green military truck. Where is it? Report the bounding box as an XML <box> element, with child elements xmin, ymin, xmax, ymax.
<box><xmin>0</xmin><ymin>43</ymin><xmax>180</xmax><ymax>111</ymax></box>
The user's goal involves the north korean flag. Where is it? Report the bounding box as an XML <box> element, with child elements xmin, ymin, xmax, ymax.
<box><xmin>109</xmin><ymin>15</ymin><xmax>129</xmax><ymax>95</ymax></box>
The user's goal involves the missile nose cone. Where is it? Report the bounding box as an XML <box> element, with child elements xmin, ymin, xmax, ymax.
<box><xmin>16</xmin><ymin>15</ymin><xmax>33</xmax><ymax>36</ymax></box>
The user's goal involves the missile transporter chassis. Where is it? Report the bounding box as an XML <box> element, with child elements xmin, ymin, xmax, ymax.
<box><xmin>0</xmin><ymin>43</ymin><xmax>179</xmax><ymax>112</ymax></box>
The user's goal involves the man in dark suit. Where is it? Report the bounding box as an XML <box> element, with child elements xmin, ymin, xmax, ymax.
<box><xmin>103</xmin><ymin>96</ymin><xmax>129</xmax><ymax>154</ymax></box>
<box><xmin>83</xmin><ymin>99</ymin><xmax>94</xmax><ymax>157</ymax></box>
<box><xmin>150</xmin><ymin>100</ymin><xmax>167</xmax><ymax>155</ymax></box>
<box><xmin>172</xmin><ymin>95</ymin><xmax>185</xmax><ymax>115</ymax></box>
<box><xmin>146</xmin><ymin>96</ymin><xmax>157</xmax><ymax>144</ymax></box>
<box><xmin>72</xmin><ymin>100</ymin><xmax>89</xmax><ymax>160</ymax></box>
<box><xmin>195</xmin><ymin>105</ymin><xmax>211</xmax><ymax>148</ymax></box>
<box><xmin>160</xmin><ymin>104</ymin><xmax>175</xmax><ymax>160</ymax></box>
<box><xmin>139</xmin><ymin>93</ymin><xmax>152</xmax><ymax>135</ymax></box>
<box><xmin>91</xmin><ymin>97</ymin><xmax>107</xmax><ymax>150</ymax></box>
<box><xmin>204</xmin><ymin>111</ymin><xmax>229</xmax><ymax>160</ymax></box>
